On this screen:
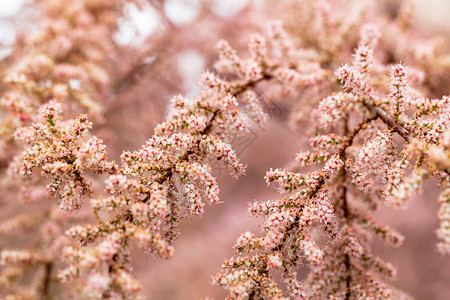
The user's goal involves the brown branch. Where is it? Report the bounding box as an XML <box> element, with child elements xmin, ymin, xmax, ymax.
<box><xmin>337</xmin><ymin>114</ymin><xmax>379</xmax><ymax>158</ymax></box>
<box><xmin>41</xmin><ymin>262</ymin><xmax>53</xmax><ymax>299</ymax></box>
<box><xmin>342</xmin><ymin>117</ymin><xmax>351</xmax><ymax>300</ymax></box>
<box><xmin>343</xmin><ymin>185</ymin><xmax>351</xmax><ymax>300</ymax></box>
<box><xmin>363</xmin><ymin>102</ymin><xmax>450</xmax><ymax>177</ymax></box>
<box><xmin>231</xmin><ymin>73</ymin><xmax>273</xmax><ymax>95</ymax></box>
<box><xmin>363</xmin><ymin>102</ymin><xmax>411</xmax><ymax>143</ymax></box>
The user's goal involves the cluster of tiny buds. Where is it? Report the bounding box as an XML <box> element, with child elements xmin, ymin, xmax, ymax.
<box><xmin>12</xmin><ymin>101</ymin><xmax>116</xmax><ymax>213</ymax></box>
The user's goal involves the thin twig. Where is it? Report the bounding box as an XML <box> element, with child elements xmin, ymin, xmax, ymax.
<box><xmin>41</xmin><ymin>262</ymin><xmax>53</xmax><ymax>299</ymax></box>
<box><xmin>363</xmin><ymin>102</ymin><xmax>411</xmax><ymax>142</ymax></box>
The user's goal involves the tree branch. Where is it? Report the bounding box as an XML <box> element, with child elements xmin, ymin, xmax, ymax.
<box><xmin>41</xmin><ymin>262</ymin><xmax>53</xmax><ymax>299</ymax></box>
<box><xmin>363</xmin><ymin>102</ymin><xmax>411</xmax><ymax>142</ymax></box>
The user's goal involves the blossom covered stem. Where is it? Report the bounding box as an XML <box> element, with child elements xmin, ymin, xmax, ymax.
<box><xmin>277</xmin><ymin>114</ymin><xmax>379</xmax><ymax>249</ymax></box>
<box><xmin>152</xmin><ymin>71</ymin><xmax>278</xmax><ymax>188</ymax></box>
<box><xmin>154</xmin><ymin>109</ymin><xmax>220</xmax><ymax>186</ymax></box>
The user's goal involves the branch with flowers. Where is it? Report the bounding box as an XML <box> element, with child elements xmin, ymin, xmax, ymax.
<box><xmin>215</xmin><ymin>22</ymin><xmax>449</xmax><ymax>299</ymax></box>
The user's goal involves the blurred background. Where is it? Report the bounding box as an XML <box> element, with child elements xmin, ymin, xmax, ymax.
<box><xmin>0</xmin><ymin>0</ymin><xmax>449</xmax><ymax>299</ymax></box>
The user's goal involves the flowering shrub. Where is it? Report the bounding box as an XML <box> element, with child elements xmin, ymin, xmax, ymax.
<box><xmin>0</xmin><ymin>0</ymin><xmax>449</xmax><ymax>299</ymax></box>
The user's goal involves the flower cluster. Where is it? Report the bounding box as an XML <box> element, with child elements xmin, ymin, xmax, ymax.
<box><xmin>215</xmin><ymin>21</ymin><xmax>327</xmax><ymax>100</ymax></box>
<box><xmin>11</xmin><ymin>101</ymin><xmax>116</xmax><ymax>213</ymax></box>
<box><xmin>350</xmin><ymin>130</ymin><xmax>396</xmax><ymax>192</ymax></box>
